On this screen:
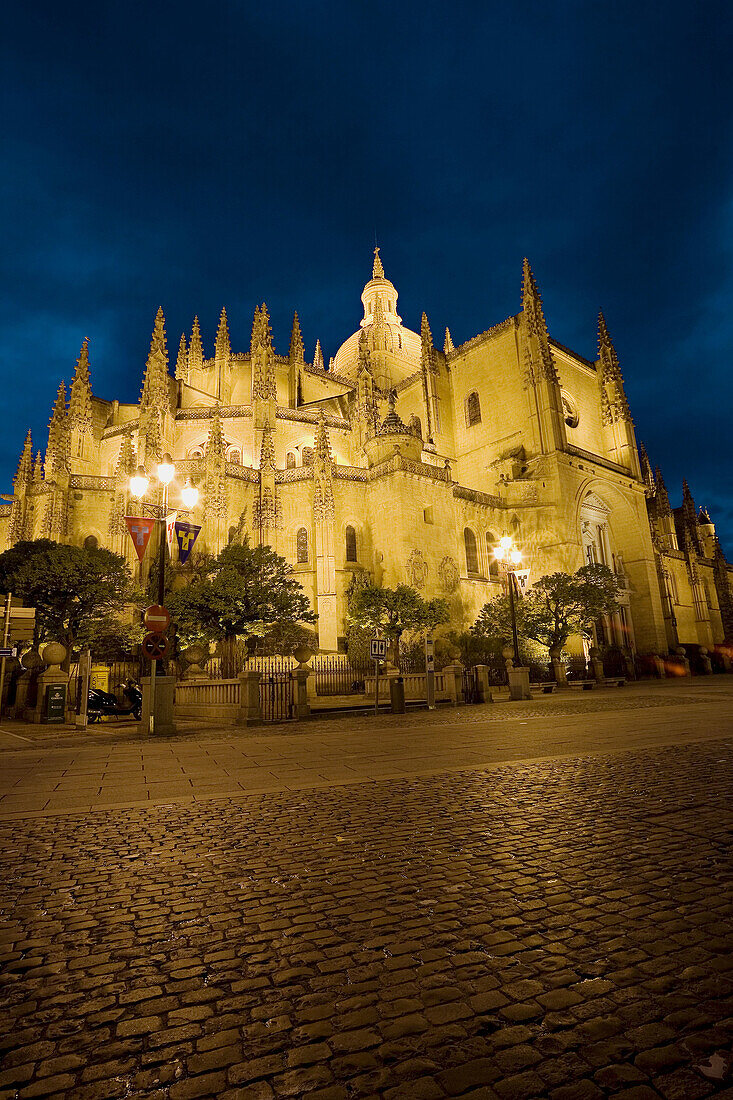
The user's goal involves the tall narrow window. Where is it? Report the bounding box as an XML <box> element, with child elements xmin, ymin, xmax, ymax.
<box><xmin>302</xmin><ymin>447</ymin><xmax>314</xmax><ymax>467</ymax></box>
<box><xmin>466</xmin><ymin>391</ymin><xmax>481</xmax><ymax>427</ymax></box>
<box><xmin>464</xmin><ymin>528</ymin><xmax>478</xmax><ymax>574</ymax></box>
<box><xmin>296</xmin><ymin>527</ymin><xmax>308</xmax><ymax>564</ymax></box>
<box><xmin>486</xmin><ymin>532</ymin><xmax>499</xmax><ymax>578</ymax></box>
<box><xmin>345</xmin><ymin>525</ymin><xmax>357</xmax><ymax>562</ymax></box>
<box><xmin>286</xmin><ymin>452</ymin><xmax>296</xmax><ymax>469</ymax></box>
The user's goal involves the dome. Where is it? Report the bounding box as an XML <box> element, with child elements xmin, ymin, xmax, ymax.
<box><xmin>333</xmin><ymin>248</ymin><xmax>422</xmax><ymax>390</ymax></box>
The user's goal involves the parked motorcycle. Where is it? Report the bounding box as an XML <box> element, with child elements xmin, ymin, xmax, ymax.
<box><xmin>87</xmin><ymin>680</ymin><xmax>142</xmax><ymax>723</ymax></box>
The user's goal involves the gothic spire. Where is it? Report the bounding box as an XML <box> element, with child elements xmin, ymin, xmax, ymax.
<box><xmin>188</xmin><ymin>316</ymin><xmax>204</xmax><ymax>373</ymax></box>
<box><xmin>115</xmin><ymin>431</ymin><xmax>136</xmax><ymax>478</ymax></box>
<box><xmin>33</xmin><ymin>451</ymin><xmax>43</xmax><ymax>483</ymax></box>
<box><xmin>521</xmin><ymin>259</ymin><xmax>558</xmax><ymax>384</ymax></box>
<box><xmin>597</xmin><ymin>311</ymin><xmax>632</xmax><ymax>424</ymax></box>
<box><xmin>681</xmin><ymin>478</ymin><xmax>700</xmax><ymax>551</ymax></box>
<box><xmin>421</xmin><ymin>312</ymin><xmax>437</xmax><ymax>374</ymax></box>
<box><xmin>175</xmin><ymin>333</ymin><xmax>188</xmax><ymax>382</ymax></box>
<box><xmin>15</xmin><ymin>430</ymin><xmax>33</xmax><ymax>487</ymax></box>
<box><xmin>45</xmin><ymin>381</ymin><xmax>68</xmax><ymax>475</ymax></box>
<box><xmin>251</xmin><ymin>303</ymin><xmax>276</xmax><ymax>401</ymax></box>
<box><xmin>444</xmin><ymin>327</ymin><xmax>454</xmax><ymax>354</ymax></box>
<box><xmin>357</xmin><ymin>329</ymin><xmax>371</xmax><ymax>374</ymax></box>
<box><xmin>654</xmin><ymin>467</ymin><xmax>671</xmax><ymax>516</ymax></box>
<box><xmin>313</xmin><ymin>339</ymin><xmax>324</xmax><ymax>372</ymax></box>
<box><xmin>639</xmin><ymin>442</ymin><xmax>655</xmax><ymax>491</ymax></box>
<box><xmin>69</xmin><ymin>338</ymin><xmax>93</xmax><ymax>425</ymax></box>
<box><xmin>215</xmin><ymin>307</ymin><xmax>230</xmax><ymax>360</ymax></box>
<box><xmin>372</xmin><ymin>246</ymin><xmax>384</xmax><ymax>279</ymax></box>
<box><xmin>141</xmin><ymin>308</ymin><xmax>170</xmax><ymax>408</ymax></box>
<box><xmin>289</xmin><ymin>312</ymin><xmax>304</xmax><ymax>361</ymax></box>
<box><xmin>250</xmin><ymin>304</ymin><xmax>262</xmax><ymax>351</ymax></box>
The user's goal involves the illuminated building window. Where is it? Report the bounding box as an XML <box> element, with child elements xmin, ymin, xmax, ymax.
<box><xmin>296</xmin><ymin>527</ymin><xmax>308</xmax><ymax>564</ymax></box>
<box><xmin>286</xmin><ymin>452</ymin><xmax>296</xmax><ymax>469</ymax></box>
<box><xmin>345</xmin><ymin>525</ymin><xmax>357</xmax><ymax>562</ymax></box>
<box><xmin>464</xmin><ymin>527</ymin><xmax>478</xmax><ymax>574</ymax></box>
<box><xmin>465</xmin><ymin>391</ymin><xmax>481</xmax><ymax>427</ymax></box>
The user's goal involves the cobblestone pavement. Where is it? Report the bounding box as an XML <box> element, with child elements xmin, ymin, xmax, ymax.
<box><xmin>1</xmin><ymin>680</ymin><xmax>733</xmax><ymax>818</ymax></box>
<box><xmin>1</xmin><ymin>727</ymin><xmax>733</xmax><ymax>1098</ymax></box>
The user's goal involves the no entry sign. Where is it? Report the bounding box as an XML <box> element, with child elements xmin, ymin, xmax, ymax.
<box><xmin>142</xmin><ymin>632</ymin><xmax>170</xmax><ymax>661</ymax></box>
<box><xmin>144</xmin><ymin>605</ymin><xmax>171</xmax><ymax>631</ymax></box>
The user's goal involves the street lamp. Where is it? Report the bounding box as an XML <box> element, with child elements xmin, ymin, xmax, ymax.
<box><xmin>129</xmin><ymin>454</ymin><xmax>199</xmax><ymax>606</ymax></box>
<box><xmin>494</xmin><ymin>534</ymin><xmax>523</xmax><ymax>667</ymax></box>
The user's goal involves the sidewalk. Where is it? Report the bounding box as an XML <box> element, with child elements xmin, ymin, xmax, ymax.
<box><xmin>1</xmin><ymin>679</ymin><xmax>732</xmax><ymax>818</ymax></box>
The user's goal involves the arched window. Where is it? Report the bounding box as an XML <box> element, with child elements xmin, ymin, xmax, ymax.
<box><xmin>345</xmin><ymin>525</ymin><xmax>357</xmax><ymax>563</ymax></box>
<box><xmin>296</xmin><ymin>527</ymin><xmax>308</xmax><ymax>564</ymax></box>
<box><xmin>84</xmin><ymin>535</ymin><xmax>98</xmax><ymax>550</ymax></box>
<box><xmin>486</xmin><ymin>532</ymin><xmax>499</xmax><ymax>579</ymax></box>
<box><xmin>302</xmin><ymin>447</ymin><xmax>314</xmax><ymax>467</ymax></box>
<box><xmin>286</xmin><ymin>452</ymin><xmax>296</xmax><ymax>469</ymax></box>
<box><xmin>466</xmin><ymin>391</ymin><xmax>481</xmax><ymax>427</ymax></box>
<box><xmin>464</xmin><ymin>528</ymin><xmax>478</xmax><ymax>574</ymax></box>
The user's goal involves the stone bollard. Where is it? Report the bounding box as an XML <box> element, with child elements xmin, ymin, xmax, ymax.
<box><xmin>674</xmin><ymin>646</ymin><xmax>691</xmax><ymax>676</ymax></box>
<box><xmin>474</xmin><ymin>664</ymin><xmax>493</xmax><ymax>703</ymax></box>
<box><xmin>550</xmin><ymin>647</ymin><xmax>569</xmax><ymax>691</ymax></box>
<box><xmin>237</xmin><ymin>669</ymin><xmax>262</xmax><ymax>726</ymax></box>
<box><xmin>28</xmin><ymin>643</ymin><xmax>69</xmax><ymax>724</ymax></box>
<box><xmin>443</xmin><ymin>661</ymin><xmax>465</xmax><ymax>705</ymax></box>
<box><xmin>698</xmin><ymin>647</ymin><xmax>713</xmax><ymax>675</ymax></box>
<box><xmin>139</xmin><ymin>674</ymin><xmax>177</xmax><ymax>737</ymax></box>
<box><xmin>292</xmin><ymin>667</ymin><xmax>311</xmax><ymax>719</ymax></box>
<box><xmin>506</xmin><ymin>664</ymin><xmax>531</xmax><ymax>701</ymax></box>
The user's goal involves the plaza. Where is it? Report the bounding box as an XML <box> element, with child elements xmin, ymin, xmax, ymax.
<box><xmin>1</xmin><ymin>680</ymin><xmax>732</xmax><ymax>1098</ymax></box>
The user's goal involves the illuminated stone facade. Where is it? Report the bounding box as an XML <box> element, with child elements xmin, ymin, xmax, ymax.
<box><xmin>2</xmin><ymin>251</ymin><xmax>731</xmax><ymax>657</ymax></box>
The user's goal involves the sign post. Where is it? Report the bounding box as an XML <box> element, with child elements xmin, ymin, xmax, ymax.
<box><xmin>0</xmin><ymin>592</ymin><xmax>11</xmax><ymax>716</ymax></box>
<box><xmin>75</xmin><ymin>648</ymin><xmax>91</xmax><ymax>729</ymax></box>
<box><xmin>142</xmin><ymin>629</ymin><xmax>170</xmax><ymax>735</ymax></box>
<box><xmin>370</xmin><ymin>636</ymin><xmax>387</xmax><ymax>715</ymax></box>
<box><xmin>425</xmin><ymin>635</ymin><xmax>435</xmax><ymax>710</ymax></box>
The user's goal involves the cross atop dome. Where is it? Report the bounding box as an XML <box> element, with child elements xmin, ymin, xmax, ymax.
<box><xmin>372</xmin><ymin>246</ymin><xmax>384</xmax><ymax>279</ymax></box>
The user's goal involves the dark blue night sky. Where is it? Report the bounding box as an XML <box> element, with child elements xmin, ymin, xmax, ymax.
<box><xmin>2</xmin><ymin>2</ymin><xmax>732</xmax><ymax>543</ymax></box>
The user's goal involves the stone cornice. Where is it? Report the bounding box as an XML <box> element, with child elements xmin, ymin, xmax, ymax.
<box><xmin>447</xmin><ymin>317</ymin><xmax>515</xmax><ymax>360</ymax></box>
<box><xmin>70</xmin><ymin>475</ymin><xmax>117</xmax><ymax>491</ymax></box>
<box><xmin>452</xmin><ymin>484</ymin><xmax>503</xmax><ymax>508</ymax></box>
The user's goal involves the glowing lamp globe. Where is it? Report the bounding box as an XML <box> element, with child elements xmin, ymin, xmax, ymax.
<box><xmin>157</xmin><ymin>454</ymin><xmax>175</xmax><ymax>485</ymax></box>
<box><xmin>129</xmin><ymin>466</ymin><xmax>149</xmax><ymax>498</ymax></box>
<box><xmin>499</xmin><ymin>535</ymin><xmax>513</xmax><ymax>552</ymax></box>
<box><xmin>180</xmin><ymin>481</ymin><xmax>199</xmax><ymax>509</ymax></box>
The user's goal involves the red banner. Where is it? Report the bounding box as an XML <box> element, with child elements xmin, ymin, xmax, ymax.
<box><xmin>124</xmin><ymin>517</ymin><xmax>156</xmax><ymax>561</ymax></box>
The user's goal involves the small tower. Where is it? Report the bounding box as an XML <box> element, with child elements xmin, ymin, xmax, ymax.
<box><xmin>313</xmin><ymin>339</ymin><xmax>324</xmax><ymax>373</ymax></box>
<box><xmin>597</xmin><ymin>312</ymin><xmax>640</xmax><ymax>477</ymax></box>
<box><xmin>288</xmin><ymin>312</ymin><xmax>304</xmax><ymax>408</ymax></box>
<box><xmin>43</xmin><ymin>383</ymin><xmax>70</xmax><ymax>538</ymax></box>
<box><xmin>215</xmin><ymin>307</ymin><xmax>231</xmax><ymax>402</ymax></box>
<box><xmin>254</xmin><ymin>423</ymin><xmax>278</xmax><ymax>550</ymax></box>
<box><xmin>443</xmin><ymin>327</ymin><xmax>454</xmax><ymax>354</ymax></box>
<box><xmin>312</xmin><ymin>411</ymin><xmax>337</xmax><ymax>651</ymax></box>
<box><xmin>188</xmin><ymin>317</ymin><xmax>204</xmax><ymax>376</ymax></box>
<box><xmin>251</xmin><ymin>303</ymin><xmax>277</xmax><ymax>477</ymax></box>
<box><xmin>652</xmin><ymin>466</ymin><xmax>678</xmax><ymax>551</ymax></box>
<box><xmin>697</xmin><ymin>506</ymin><xmax>716</xmax><ymax>559</ymax></box>
<box><xmin>139</xmin><ymin>308</ymin><xmax>173</xmax><ymax>469</ymax></box>
<box><xmin>520</xmin><ymin>260</ymin><xmax>565</xmax><ymax>456</ymax></box>
<box><xmin>175</xmin><ymin>333</ymin><xmax>188</xmax><ymax>384</ymax></box>
<box><xmin>203</xmin><ymin>405</ymin><xmax>228</xmax><ymax>553</ymax></box>
<box><xmin>420</xmin><ymin>312</ymin><xmax>438</xmax><ymax>442</ymax></box>
<box><xmin>9</xmin><ymin>430</ymin><xmax>33</xmax><ymax>543</ymax></box>
<box><xmin>68</xmin><ymin>338</ymin><xmax>94</xmax><ymax>468</ymax></box>
<box><xmin>638</xmin><ymin>442</ymin><xmax>655</xmax><ymax>494</ymax></box>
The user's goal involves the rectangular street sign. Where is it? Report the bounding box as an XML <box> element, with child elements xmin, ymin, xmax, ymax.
<box><xmin>370</xmin><ymin>638</ymin><xmax>387</xmax><ymax>660</ymax></box>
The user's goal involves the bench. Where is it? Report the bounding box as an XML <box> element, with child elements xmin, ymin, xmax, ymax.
<box><xmin>531</xmin><ymin>682</ymin><xmax>556</xmax><ymax>694</ymax></box>
<box><xmin>605</xmin><ymin>677</ymin><xmax>626</xmax><ymax>687</ymax></box>
<box><xmin>568</xmin><ymin>680</ymin><xmax>595</xmax><ymax>690</ymax></box>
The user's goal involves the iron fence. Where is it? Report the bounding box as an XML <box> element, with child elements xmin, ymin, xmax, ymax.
<box><xmin>312</xmin><ymin>656</ymin><xmax>370</xmax><ymax>696</ymax></box>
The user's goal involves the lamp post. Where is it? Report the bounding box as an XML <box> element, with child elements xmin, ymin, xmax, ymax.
<box><xmin>129</xmin><ymin>454</ymin><xmax>199</xmax><ymax>606</ymax></box>
<box><xmin>493</xmin><ymin>534</ymin><xmax>523</xmax><ymax>667</ymax></box>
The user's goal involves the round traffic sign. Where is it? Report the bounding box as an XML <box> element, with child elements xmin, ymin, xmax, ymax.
<box><xmin>142</xmin><ymin>632</ymin><xmax>170</xmax><ymax>661</ymax></box>
<box><xmin>144</xmin><ymin>604</ymin><xmax>171</xmax><ymax>631</ymax></box>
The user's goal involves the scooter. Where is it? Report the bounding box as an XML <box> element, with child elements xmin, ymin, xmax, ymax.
<box><xmin>87</xmin><ymin>680</ymin><xmax>143</xmax><ymax>723</ymax></box>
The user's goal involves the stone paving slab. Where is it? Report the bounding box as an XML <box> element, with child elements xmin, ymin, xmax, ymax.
<box><xmin>1</xmin><ymin>739</ymin><xmax>732</xmax><ymax>1098</ymax></box>
<box><xmin>1</xmin><ymin>681</ymin><xmax>733</xmax><ymax>818</ymax></box>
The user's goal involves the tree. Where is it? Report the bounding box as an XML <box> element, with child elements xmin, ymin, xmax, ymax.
<box><xmin>0</xmin><ymin>539</ymin><xmax>134</xmax><ymax>662</ymax></box>
<box><xmin>167</xmin><ymin>541</ymin><xmax>316</xmax><ymax>676</ymax></box>
<box><xmin>472</xmin><ymin>564</ymin><xmax>621</xmax><ymax>657</ymax></box>
<box><xmin>348</xmin><ymin>583</ymin><xmax>449</xmax><ymax>666</ymax></box>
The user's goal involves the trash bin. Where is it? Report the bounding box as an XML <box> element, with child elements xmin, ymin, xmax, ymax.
<box><xmin>390</xmin><ymin>676</ymin><xmax>406</xmax><ymax>714</ymax></box>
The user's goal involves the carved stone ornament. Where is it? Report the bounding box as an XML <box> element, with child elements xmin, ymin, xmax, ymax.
<box><xmin>439</xmin><ymin>555</ymin><xmax>460</xmax><ymax>594</ymax></box>
<box><xmin>407</xmin><ymin>548</ymin><xmax>428</xmax><ymax>590</ymax></box>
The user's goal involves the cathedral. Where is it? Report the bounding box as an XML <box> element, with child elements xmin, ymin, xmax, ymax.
<box><xmin>2</xmin><ymin>250</ymin><xmax>731</xmax><ymax>658</ymax></box>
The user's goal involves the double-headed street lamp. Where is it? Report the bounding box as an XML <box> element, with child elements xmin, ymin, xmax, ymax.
<box><xmin>493</xmin><ymin>534</ymin><xmax>523</xmax><ymax>667</ymax></box>
<box><xmin>129</xmin><ymin>454</ymin><xmax>199</xmax><ymax>605</ymax></box>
